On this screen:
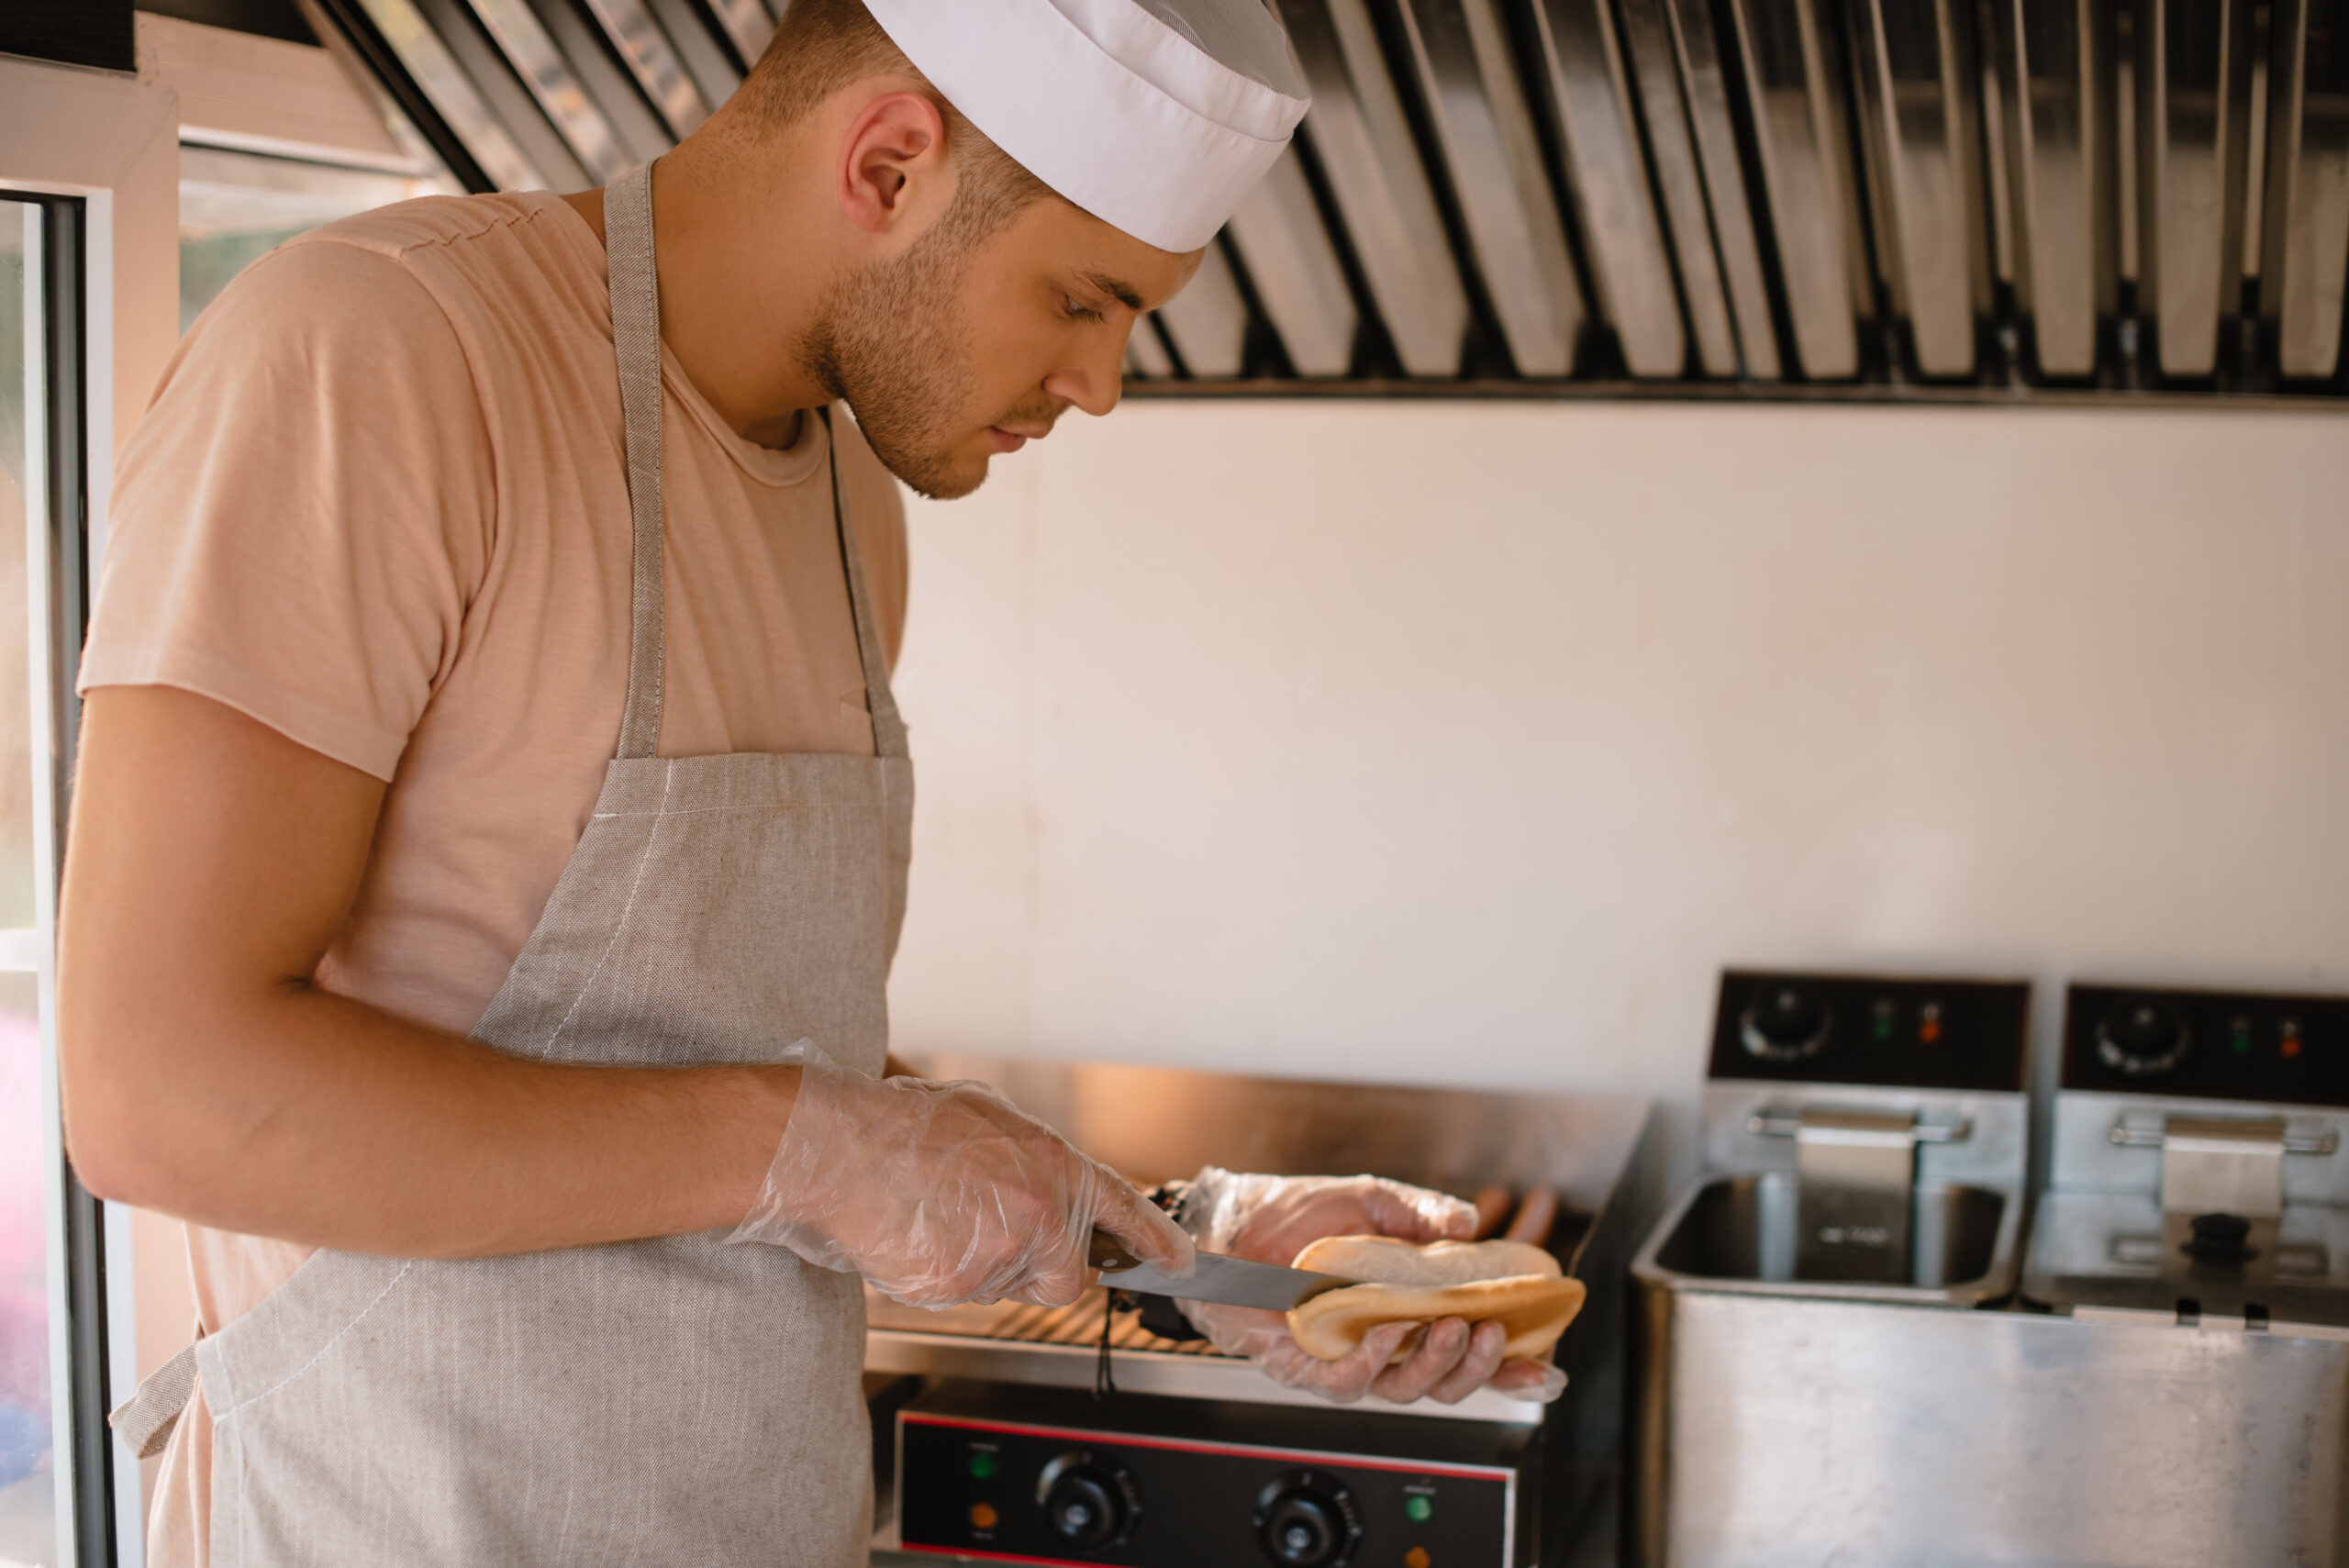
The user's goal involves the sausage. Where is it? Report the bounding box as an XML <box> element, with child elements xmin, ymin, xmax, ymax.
<box><xmin>1503</xmin><ymin>1185</ymin><xmax>1559</xmax><ymax>1249</ymax></box>
<box><xmin>1471</xmin><ymin>1184</ymin><xmax>1513</xmax><ymax>1240</ymax></box>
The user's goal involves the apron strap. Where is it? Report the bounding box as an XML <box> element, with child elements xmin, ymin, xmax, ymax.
<box><xmin>605</xmin><ymin>161</ymin><xmax>667</xmax><ymax>762</ymax></box>
<box><xmin>820</xmin><ymin>408</ymin><xmax>908</xmax><ymax>761</ymax></box>
<box><xmin>606</xmin><ymin>161</ymin><xmax>903</xmax><ymax>763</ymax></box>
<box><xmin>107</xmin><ymin>1328</ymin><xmax>203</xmax><ymax>1460</ymax></box>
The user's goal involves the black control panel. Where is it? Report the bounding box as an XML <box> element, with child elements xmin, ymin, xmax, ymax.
<box><xmin>2062</xmin><ymin>983</ymin><xmax>2349</xmax><ymax>1107</ymax></box>
<box><xmin>896</xmin><ymin>1382</ymin><xmax>1531</xmax><ymax>1567</ymax></box>
<box><xmin>1708</xmin><ymin>971</ymin><xmax>2030</xmax><ymax>1093</ymax></box>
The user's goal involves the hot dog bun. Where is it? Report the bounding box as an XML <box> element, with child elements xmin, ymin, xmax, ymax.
<box><xmin>1286</xmin><ymin>1236</ymin><xmax>1586</xmax><ymax>1363</ymax></box>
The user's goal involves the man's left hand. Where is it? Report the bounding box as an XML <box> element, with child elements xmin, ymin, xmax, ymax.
<box><xmin>1172</xmin><ymin>1169</ymin><xmax>1566</xmax><ymax>1406</ymax></box>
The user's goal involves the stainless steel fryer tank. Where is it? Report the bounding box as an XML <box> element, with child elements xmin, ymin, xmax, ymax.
<box><xmin>1642</xmin><ymin>1169</ymin><xmax>2018</xmax><ymax>1294</ymax></box>
<box><xmin>1631</xmin><ymin>971</ymin><xmax>2035</xmax><ymax>1568</ymax></box>
<box><xmin>1997</xmin><ymin>982</ymin><xmax>2349</xmax><ymax>1566</ymax></box>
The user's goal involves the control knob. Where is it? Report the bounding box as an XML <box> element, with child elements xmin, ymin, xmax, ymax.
<box><xmin>1741</xmin><ymin>979</ymin><xmax>1831</xmax><ymax>1062</ymax></box>
<box><xmin>1037</xmin><ymin>1451</ymin><xmax>1138</xmax><ymax>1551</ymax></box>
<box><xmin>2096</xmin><ymin>994</ymin><xmax>2189</xmax><ymax>1077</ymax></box>
<box><xmin>1254</xmin><ymin>1472</ymin><xmax>1361</xmax><ymax>1567</ymax></box>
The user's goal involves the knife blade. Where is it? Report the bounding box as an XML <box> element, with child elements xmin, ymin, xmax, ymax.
<box><xmin>1088</xmin><ymin>1229</ymin><xmax>1357</xmax><ymax>1312</ymax></box>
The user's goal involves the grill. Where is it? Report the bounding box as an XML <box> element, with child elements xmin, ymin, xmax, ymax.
<box><xmin>296</xmin><ymin>0</ymin><xmax>2349</xmax><ymax>402</ymax></box>
<box><xmin>859</xmin><ymin>1057</ymin><xmax>1663</xmax><ymax>1564</ymax></box>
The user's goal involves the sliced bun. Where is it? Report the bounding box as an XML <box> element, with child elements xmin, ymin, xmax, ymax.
<box><xmin>1296</xmin><ymin>1236</ymin><xmax>1563</xmax><ymax>1285</ymax></box>
<box><xmin>1286</xmin><ymin>1236</ymin><xmax>1586</xmax><ymax>1364</ymax></box>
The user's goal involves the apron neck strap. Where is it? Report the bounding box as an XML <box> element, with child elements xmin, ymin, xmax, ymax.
<box><xmin>820</xmin><ymin>409</ymin><xmax>909</xmax><ymax>759</ymax></box>
<box><xmin>604</xmin><ymin>162</ymin><xmax>907</xmax><ymax>763</ymax></box>
<box><xmin>605</xmin><ymin>161</ymin><xmax>666</xmax><ymax>762</ymax></box>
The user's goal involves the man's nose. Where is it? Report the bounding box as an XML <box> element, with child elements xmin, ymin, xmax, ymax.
<box><xmin>1043</xmin><ymin>335</ymin><xmax>1125</xmax><ymax>418</ymax></box>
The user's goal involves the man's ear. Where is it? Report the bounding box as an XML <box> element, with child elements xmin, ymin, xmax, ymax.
<box><xmin>837</xmin><ymin>90</ymin><xmax>953</xmax><ymax>239</ymax></box>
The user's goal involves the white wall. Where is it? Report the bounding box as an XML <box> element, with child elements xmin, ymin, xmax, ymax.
<box><xmin>885</xmin><ymin>399</ymin><xmax>2349</xmax><ymax>1120</ymax></box>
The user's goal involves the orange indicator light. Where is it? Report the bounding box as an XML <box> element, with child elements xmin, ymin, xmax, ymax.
<box><xmin>968</xmin><ymin>1503</ymin><xmax>997</xmax><ymax>1530</ymax></box>
<box><xmin>1406</xmin><ymin>1550</ymin><xmax>1431</xmax><ymax>1568</ymax></box>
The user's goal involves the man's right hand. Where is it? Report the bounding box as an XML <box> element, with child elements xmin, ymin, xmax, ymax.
<box><xmin>729</xmin><ymin>1062</ymin><xmax>1194</xmax><ymax>1307</ymax></box>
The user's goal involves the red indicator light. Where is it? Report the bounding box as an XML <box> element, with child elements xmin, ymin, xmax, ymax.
<box><xmin>1918</xmin><ymin>1002</ymin><xmax>1943</xmax><ymax>1046</ymax></box>
<box><xmin>2282</xmin><ymin>1019</ymin><xmax>2304</xmax><ymax>1060</ymax></box>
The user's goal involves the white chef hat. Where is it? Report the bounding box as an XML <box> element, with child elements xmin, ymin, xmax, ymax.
<box><xmin>861</xmin><ymin>0</ymin><xmax>1310</xmax><ymax>252</ymax></box>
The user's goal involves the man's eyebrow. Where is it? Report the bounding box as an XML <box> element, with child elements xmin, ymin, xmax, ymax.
<box><xmin>1079</xmin><ymin>270</ymin><xmax>1145</xmax><ymax>311</ymax></box>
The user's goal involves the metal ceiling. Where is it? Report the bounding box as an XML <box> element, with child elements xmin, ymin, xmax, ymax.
<box><xmin>312</xmin><ymin>0</ymin><xmax>2349</xmax><ymax>400</ymax></box>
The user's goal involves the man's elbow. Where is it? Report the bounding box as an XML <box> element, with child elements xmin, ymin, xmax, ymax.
<box><xmin>58</xmin><ymin>1011</ymin><xmax>198</xmax><ymax>1210</ymax></box>
<box><xmin>61</xmin><ymin>1069</ymin><xmax>164</xmax><ymax>1207</ymax></box>
<box><xmin>65</xmin><ymin>1131</ymin><xmax>145</xmax><ymax>1206</ymax></box>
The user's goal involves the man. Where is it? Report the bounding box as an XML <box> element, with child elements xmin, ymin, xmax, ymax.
<box><xmin>58</xmin><ymin>2</ymin><xmax>1552</xmax><ymax>1563</ymax></box>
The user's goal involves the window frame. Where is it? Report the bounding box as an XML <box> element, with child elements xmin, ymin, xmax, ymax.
<box><xmin>0</xmin><ymin>53</ymin><xmax>181</xmax><ymax>1568</ymax></box>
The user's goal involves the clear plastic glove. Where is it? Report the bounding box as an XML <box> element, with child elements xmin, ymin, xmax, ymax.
<box><xmin>728</xmin><ymin>1055</ymin><xmax>1192</xmax><ymax>1308</ymax></box>
<box><xmin>1175</xmin><ymin>1167</ymin><xmax>1568</xmax><ymax>1407</ymax></box>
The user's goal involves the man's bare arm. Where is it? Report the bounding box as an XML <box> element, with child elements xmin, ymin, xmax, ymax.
<box><xmin>58</xmin><ymin>686</ymin><xmax>799</xmax><ymax>1258</ymax></box>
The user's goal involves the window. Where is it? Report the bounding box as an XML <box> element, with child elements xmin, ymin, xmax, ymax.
<box><xmin>138</xmin><ymin>8</ymin><xmax>462</xmax><ymax>329</ymax></box>
<box><xmin>3</xmin><ymin>50</ymin><xmax>182</xmax><ymax>1566</ymax></box>
<box><xmin>180</xmin><ymin>146</ymin><xmax>447</xmax><ymax>328</ymax></box>
<box><xmin>0</xmin><ymin>191</ymin><xmax>90</xmax><ymax>1568</ymax></box>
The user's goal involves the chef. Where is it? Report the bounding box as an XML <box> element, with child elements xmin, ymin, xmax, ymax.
<box><xmin>58</xmin><ymin>1</ymin><xmax>1553</xmax><ymax>1562</ymax></box>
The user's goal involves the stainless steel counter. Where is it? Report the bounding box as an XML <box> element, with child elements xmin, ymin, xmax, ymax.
<box><xmin>1636</xmin><ymin>1295</ymin><xmax>2349</xmax><ymax>1567</ymax></box>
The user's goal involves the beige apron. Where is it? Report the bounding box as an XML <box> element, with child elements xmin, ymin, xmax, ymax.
<box><xmin>110</xmin><ymin>160</ymin><xmax>913</xmax><ymax>1566</ymax></box>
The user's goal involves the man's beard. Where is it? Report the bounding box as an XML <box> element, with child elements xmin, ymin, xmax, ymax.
<box><xmin>798</xmin><ymin>229</ymin><xmax>986</xmax><ymax>500</ymax></box>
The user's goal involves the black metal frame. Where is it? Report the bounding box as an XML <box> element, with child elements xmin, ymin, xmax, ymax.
<box><xmin>1123</xmin><ymin>371</ymin><xmax>2344</xmax><ymax>406</ymax></box>
<box><xmin>307</xmin><ymin>0</ymin><xmax>498</xmax><ymax>193</ymax></box>
<box><xmin>0</xmin><ymin>0</ymin><xmax>136</xmax><ymax>74</ymax></box>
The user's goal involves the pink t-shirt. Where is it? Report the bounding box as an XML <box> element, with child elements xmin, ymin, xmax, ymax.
<box><xmin>81</xmin><ymin>192</ymin><xmax>907</xmax><ymax>1565</ymax></box>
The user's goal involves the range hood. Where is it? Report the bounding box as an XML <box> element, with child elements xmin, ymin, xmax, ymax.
<box><xmin>310</xmin><ymin>0</ymin><xmax>2349</xmax><ymax>402</ymax></box>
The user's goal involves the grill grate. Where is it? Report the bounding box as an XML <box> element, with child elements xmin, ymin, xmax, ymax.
<box><xmin>865</xmin><ymin>1287</ymin><xmax>1228</xmax><ymax>1357</ymax></box>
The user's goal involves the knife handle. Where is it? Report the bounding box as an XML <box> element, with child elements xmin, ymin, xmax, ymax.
<box><xmin>1087</xmin><ymin>1228</ymin><xmax>1142</xmax><ymax>1273</ymax></box>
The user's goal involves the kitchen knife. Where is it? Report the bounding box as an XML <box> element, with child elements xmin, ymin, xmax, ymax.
<box><xmin>1087</xmin><ymin>1229</ymin><xmax>1357</xmax><ymax>1312</ymax></box>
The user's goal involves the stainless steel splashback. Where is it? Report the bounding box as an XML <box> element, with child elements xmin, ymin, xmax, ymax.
<box><xmin>907</xmin><ymin>1052</ymin><xmax>1653</xmax><ymax>1208</ymax></box>
<box><xmin>311</xmin><ymin>0</ymin><xmax>2349</xmax><ymax>399</ymax></box>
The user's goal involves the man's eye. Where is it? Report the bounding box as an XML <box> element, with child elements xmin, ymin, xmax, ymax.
<box><xmin>1064</xmin><ymin>296</ymin><xmax>1105</xmax><ymax>323</ymax></box>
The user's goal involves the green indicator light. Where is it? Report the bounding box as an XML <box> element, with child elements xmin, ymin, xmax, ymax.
<box><xmin>2230</xmin><ymin>1018</ymin><xmax>2253</xmax><ymax>1056</ymax></box>
<box><xmin>968</xmin><ymin>1451</ymin><xmax>996</xmax><ymax>1481</ymax></box>
<box><xmin>1405</xmin><ymin>1496</ymin><xmax>1433</xmax><ymax>1524</ymax></box>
